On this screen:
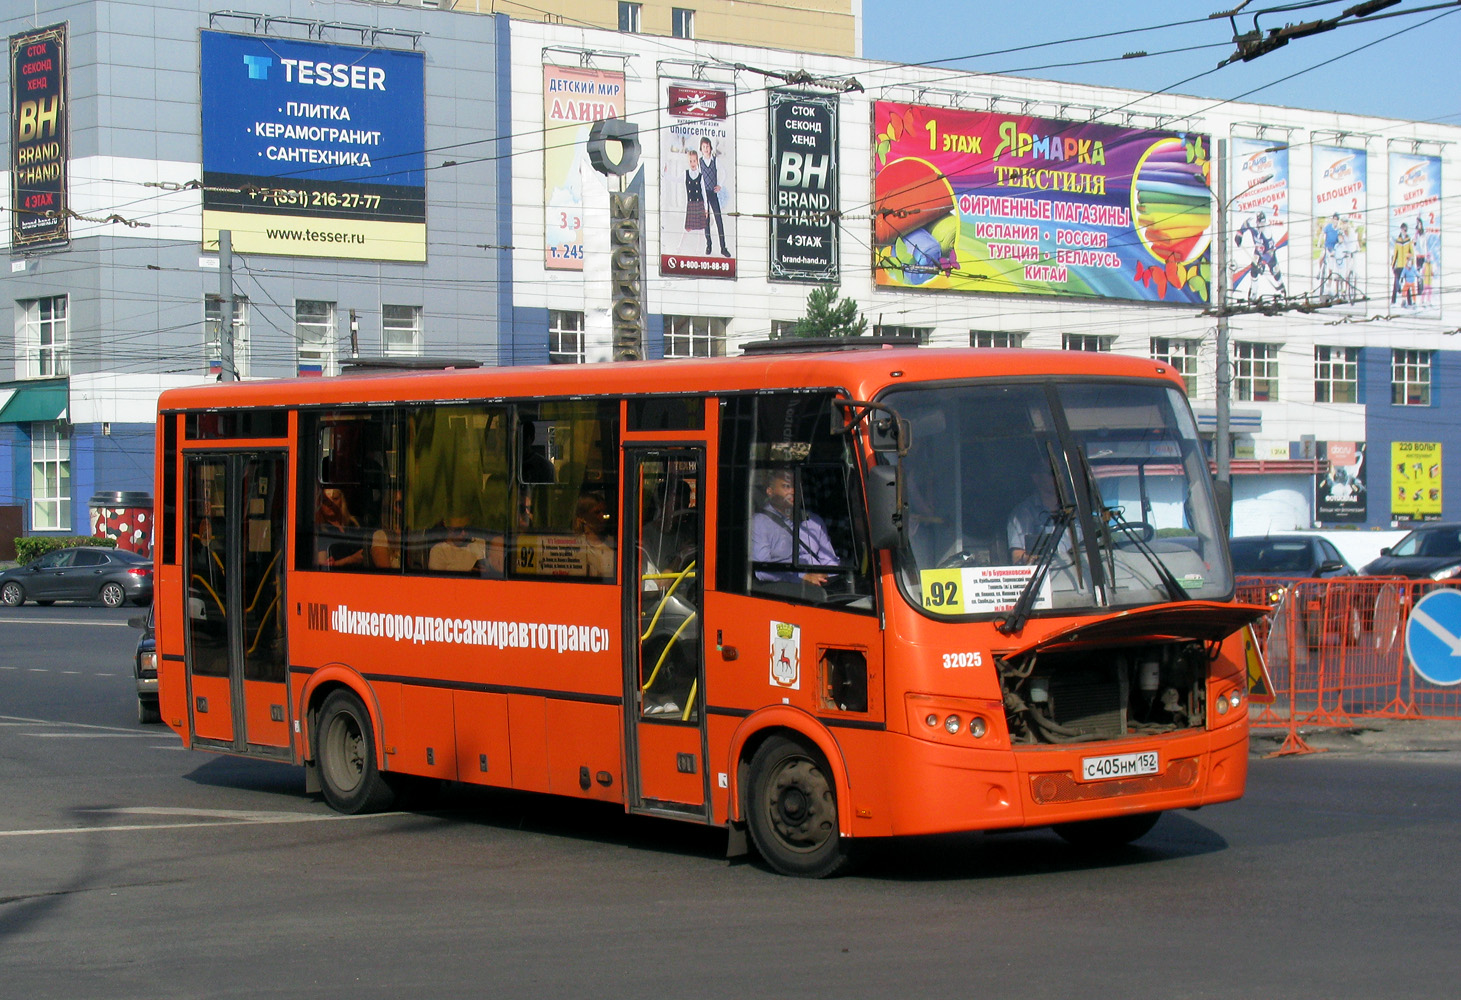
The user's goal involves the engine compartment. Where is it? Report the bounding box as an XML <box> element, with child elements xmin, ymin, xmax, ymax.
<box><xmin>998</xmin><ymin>640</ymin><xmax>1212</xmax><ymax>744</ymax></box>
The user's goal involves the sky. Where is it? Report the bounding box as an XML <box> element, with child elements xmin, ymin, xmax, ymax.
<box><xmin>861</xmin><ymin>1</ymin><xmax>1461</xmax><ymax>125</ymax></box>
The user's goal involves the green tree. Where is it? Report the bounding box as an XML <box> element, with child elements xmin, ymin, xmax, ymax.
<box><xmin>786</xmin><ymin>285</ymin><xmax>868</xmax><ymax>339</ymax></box>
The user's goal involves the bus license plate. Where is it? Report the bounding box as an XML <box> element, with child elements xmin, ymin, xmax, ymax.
<box><xmin>1081</xmin><ymin>750</ymin><xmax>1159</xmax><ymax>782</ymax></box>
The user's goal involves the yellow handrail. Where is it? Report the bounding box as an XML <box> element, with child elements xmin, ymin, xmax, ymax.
<box><xmin>640</xmin><ymin>609</ymin><xmax>697</xmax><ymax>695</ymax></box>
<box><xmin>639</xmin><ymin>560</ymin><xmax>697</xmax><ymax>641</ymax></box>
<box><xmin>680</xmin><ymin>679</ymin><xmax>698</xmax><ymax>723</ymax></box>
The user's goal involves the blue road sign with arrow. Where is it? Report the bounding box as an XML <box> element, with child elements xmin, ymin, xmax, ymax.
<box><xmin>1405</xmin><ymin>589</ymin><xmax>1461</xmax><ymax>687</ymax></box>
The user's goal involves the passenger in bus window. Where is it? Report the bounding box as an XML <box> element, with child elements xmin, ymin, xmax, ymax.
<box><xmin>428</xmin><ymin>516</ymin><xmax>488</xmax><ymax>573</ymax></box>
<box><xmin>1007</xmin><ymin>470</ymin><xmax>1067</xmax><ymax>564</ymax></box>
<box><xmin>192</xmin><ymin>515</ymin><xmax>226</xmax><ymax>604</ymax></box>
<box><xmin>574</xmin><ymin>493</ymin><xmax>616</xmax><ymax>578</ymax></box>
<box><xmin>520</xmin><ymin>422</ymin><xmax>555</xmax><ymax>483</ymax></box>
<box><xmin>315</xmin><ymin>487</ymin><xmax>365</xmax><ymax>569</ymax></box>
<box><xmin>752</xmin><ymin>468</ymin><xmax>840</xmax><ymax>585</ymax></box>
<box><xmin>370</xmin><ymin>490</ymin><xmax>403</xmax><ymax>570</ymax></box>
<box><xmin>642</xmin><ymin>478</ymin><xmax>695</xmax><ymax>573</ymax></box>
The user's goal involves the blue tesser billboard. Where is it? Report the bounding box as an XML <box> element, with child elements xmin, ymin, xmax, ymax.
<box><xmin>200</xmin><ymin>30</ymin><xmax>426</xmax><ymax>262</ymax></box>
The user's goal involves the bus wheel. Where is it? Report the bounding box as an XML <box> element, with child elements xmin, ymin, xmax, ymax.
<box><xmin>746</xmin><ymin>736</ymin><xmax>852</xmax><ymax>878</ymax></box>
<box><xmin>1053</xmin><ymin>811</ymin><xmax>1160</xmax><ymax>850</ymax></box>
<box><xmin>315</xmin><ymin>689</ymin><xmax>396</xmax><ymax>814</ymax></box>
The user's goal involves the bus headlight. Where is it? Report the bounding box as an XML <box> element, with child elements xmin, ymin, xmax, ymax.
<box><xmin>925</xmin><ymin>713</ymin><xmax>939</xmax><ymax>728</ymax></box>
<box><xmin>968</xmin><ymin>716</ymin><xmax>987</xmax><ymax>738</ymax></box>
<box><xmin>944</xmin><ymin>715</ymin><xmax>962</xmax><ymax>734</ymax></box>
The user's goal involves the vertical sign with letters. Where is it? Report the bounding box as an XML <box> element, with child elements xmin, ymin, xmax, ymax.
<box><xmin>768</xmin><ymin>89</ymin><xmax>838</xmax><ymax>283</ymax></box>
<box><xmin>10</xmin><ymin>23</ymin><xmax>69</xmax><ymax>251</ymax></box>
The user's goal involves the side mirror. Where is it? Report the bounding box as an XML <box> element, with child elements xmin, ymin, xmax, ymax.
<box><xmin>866</xmin><ymin>465</ymin><xmax>903</xmax><ymax>550</ymax></box>
<box><xmin>1379</xmin><ymin>547</ymin><xmax>1392</xmax><ymax>557</ymax></box>
<box><xmin>1317</xmin><ymin>560</ymin><xmax>1345</xmax><ymax>574</ymax></box>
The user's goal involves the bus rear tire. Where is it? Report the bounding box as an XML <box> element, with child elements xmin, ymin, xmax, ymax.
<box><xmin>315</xmin><ymin>689</ymin><xmax>396</xmax><ymax>814</ymax></box>
<box><xmin>746</xmin><ymin>735</ymin><xmax>853</xmax><ymax>878</ymax></box>
<box><xmin>1053</xmin><ymin>811</ymin><xmax>1161</xmax><ymax>850</ymax></box>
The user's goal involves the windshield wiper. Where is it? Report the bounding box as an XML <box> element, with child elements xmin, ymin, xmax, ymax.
<box><xmin>997</xmin><ymin>503</ymin><xmax>1075</xmax><ymax>635</ymax></box>
<box><xmin>1075</xmin><ymin>448</ymin><xmax>1189</xmax><ymax>603</ymax></box>
<box><xmin>999</xmin><ymin>443</ymin><xmax>1081</xmax><ymax>636</ymax></box>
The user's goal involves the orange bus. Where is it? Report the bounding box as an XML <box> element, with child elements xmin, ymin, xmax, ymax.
<box><xmin>152</xmin><ymin>340</ymin><xmax>1265</xmax><ymax>876</ymax></box>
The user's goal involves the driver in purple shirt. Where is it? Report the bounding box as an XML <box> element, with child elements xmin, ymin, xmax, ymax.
<box><xmin>752</xmin><ymin>468</ymin><xmax>839</xmax><ymax>584</ymax></box>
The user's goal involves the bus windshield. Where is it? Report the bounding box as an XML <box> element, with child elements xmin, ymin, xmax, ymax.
<box><xmin>886</xmin><ymin>379</ymin><xmax>1232</xmax><ymax>619</ymax></box>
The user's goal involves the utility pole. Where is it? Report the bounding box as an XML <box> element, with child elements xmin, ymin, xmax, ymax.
<box><xmin>218</xmin><ymin>229</ymin><xmax>237</xmax><ymax>382</ymax></box>
<box><xmin>1213</xmin><ymin>140</ymin><xmax>1231</xmax><ymax>485</ymax></box>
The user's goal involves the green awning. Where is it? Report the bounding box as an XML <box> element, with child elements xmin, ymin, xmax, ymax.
<box><xmin>0</xmin><ymin>384</ymin><xmax>68</xmax><ymax>424</ymax></box>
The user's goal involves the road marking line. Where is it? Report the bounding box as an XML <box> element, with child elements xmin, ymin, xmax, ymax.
<box><xmin>0</xmin><ymin>809</ymin><xmax>404</xmax><ymax>839</ymax></box>
<box><xmin>28</xmin><ymin>668</ymin><xmax>47</xmax><ymax>673</ymax></box>
<box><xmin>25</xmin><ymin>733</ymin><xmax>168</xmax><ymax>739</ymax></box>
<box><xmin>0</xmin><ymin>714</ymin><xmax>158</xmax><ymax>735</ymax></box>
<box><xmin>0</xmin><ymin>618</ymin><xmax>133</xmax><ymax>627</ymax></box>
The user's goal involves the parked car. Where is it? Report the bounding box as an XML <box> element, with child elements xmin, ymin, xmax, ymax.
<box><xmin>1361</xmin><ymin>522</ymin><xmax>1461</xmax><ymax>580</ymax></box>
<box><xmin>1229</xmin><ymin>535</ymin><xmax>1356</xmax><ymax>578</ymax></box>
<box><xmin>1231</xmin><ymin>535</ymin><xmax>1357</xmax><ymax>648</ymax></box>
<box><xmin>0</xmin><ymin>547</ymin><xmax>154</xmax><ymax>607</ymax></box>
<box><xmin>129</xmin><ymin>605</ymin><xmax>160</xmax><ymax>724</ymax></box>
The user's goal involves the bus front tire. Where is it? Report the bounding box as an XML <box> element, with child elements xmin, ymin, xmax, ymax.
<box><xmin>1053</xmin><ymin>811</ymin><xmax>1161</xmax><ymax>850</ymax></box>
<box><xmin>746</xmin><ymin>735</ymin><xmax>853</xmax><ymax>878</ymax></box>
<box><xmin>315</xmin><ymin>689</ymin><xmax>396</xmax><ymax>814</ymax></box>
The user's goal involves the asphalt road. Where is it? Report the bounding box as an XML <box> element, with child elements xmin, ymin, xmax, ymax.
<box><xmin>3</xmin><ymin>607</ymin><xmax>1460</xmax><ymax>998</ymax></box>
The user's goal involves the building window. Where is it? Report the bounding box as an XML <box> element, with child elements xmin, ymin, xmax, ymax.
<box><xmin>383</xmin><ymin>305</ymin><xmax>423</xmax><ymax>357</ymax></box>
<box><xmin>1392</xmin><ymin>349</ymin><xmax>1432</xmax><ymax>406</ymax></box>
<box><xmin>971</xmin><ymin>330</ymin><xmax>1025</xmax><ymax>349</ymax></box>
<box><xmin>205</xmin><ymin>295</ymin><xmax>251</xmax><ymax>377</ymax></box>
<box><xmin>31</xmin><ymin>421</ymin><xmax>71</xmax><ymax>531</ymax></box>
<box><xmin>1234</xmin><ymin>342</ymin><xmax>1279</xmax><ymax>402</ymax></box>
<box><xmin>16</xmin><ymin>295</ymin><xmax>69</xmax><ymax>378</ymax></box>
<box><xmin>1150</xmin><ymin>337</ymin><xmax>1199</xmax><ymax>394</ymax></box>
<box><xmin>1314</xmin><ymin>346</ymin><xmax>1359</xmax><ymax>403</ymax></box>
<box><xmin>873</xmin><ymin>324</ymin><xmax>931</xmax><ymax>343</ymax></box>
<box><xmin>618</xmin><ymin>2</ymin><xmax>642</xmax><ymax>32</ymax></box>
<box><xmin>770</xmin><ymin>320</ymin><xmax>799</xmax><ymax>339</ymax></box>
<box><xmin>296</xmin><ymin>300</ymin><xmax>336</xmax><ymax>375</ymax></box>
<box><xmin>1063</xmin><ymin>333</ymin><xmax>1112</xmax><ymax>352</ymax></box>
<box><xmin>664</xmin><ymin>316</ymin><xmax>727</xmax><ymax>357</ymax></box>
<box><xmin>549</xmin><ymin>310</ymin><xmax>586</xmax><ymax>364</ymax></box>
<box><xmin>672</xmin><ymin>7</ymin><xmax>695</xmax><ymax>38</ymax></box>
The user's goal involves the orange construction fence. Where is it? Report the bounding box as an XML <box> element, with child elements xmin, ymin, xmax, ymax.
<box><xmin>1235</xmin><ymin>576</ymin><xmax>1461</xmax><ymax>755</ymax></box>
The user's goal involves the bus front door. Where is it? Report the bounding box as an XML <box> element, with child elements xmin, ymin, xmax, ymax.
<box><xmin>624</xmin><ymin>448</ymin><xmax>709</xmax><ymax>820</ymax></box>
<box><xmin>183</xmin><ymin>452</ymin><xmax>290</xmax><ymax>756</ymax></box>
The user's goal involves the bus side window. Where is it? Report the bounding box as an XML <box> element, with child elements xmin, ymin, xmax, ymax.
<box><xmin>718</xmin><ymin>392</ymin><xmax>873</xmax><ymax>608</ymax></box>
<box><xmin>510</xmin><ymin>401</ymin><xmax>620</xmax><ymax>581</ymax></box>
<box><xmin>407</xmin><ymin>403</ymin><xmax>510</xmax><ymax>576</ymax></box>
<box><xmin>299</xmin><ymin>409</ymin><xmax>398</xmax><ymax>573</ymax></box>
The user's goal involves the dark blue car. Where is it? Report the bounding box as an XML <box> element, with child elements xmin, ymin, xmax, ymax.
<box><xmin>0</xmin><ymin>547</ymin><xmax>154</xmax><ymax>608</ymax></box>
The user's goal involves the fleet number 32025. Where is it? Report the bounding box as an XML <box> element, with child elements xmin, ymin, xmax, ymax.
<box><xmin>941</xmin><ymin>651</ymin><xmax>984</xmax><ymax>668</ymax></box>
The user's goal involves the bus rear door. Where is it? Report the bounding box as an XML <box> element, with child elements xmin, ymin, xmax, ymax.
<box><xmin>182</xmin><ymin>452</ymin><xmax>290</xmax><ymax>757</ymax></box>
